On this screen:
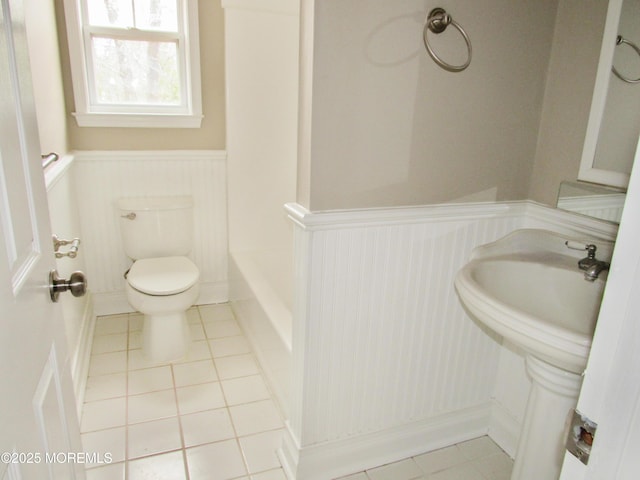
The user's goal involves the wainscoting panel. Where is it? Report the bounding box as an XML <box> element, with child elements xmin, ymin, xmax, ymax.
<box><xmin>282</xmin><ymin>201</ymin><xmax>619</xmax><ymax>479</ymax></box>
<box><xmin>284</xmin><ymin>203</ymin><xmax>524</xmax><ymax>478</ymax></box>
<box><xmin>73</xmin><ymin>151</ymin><xmax>228</xmax><ymax>314</ymax></box>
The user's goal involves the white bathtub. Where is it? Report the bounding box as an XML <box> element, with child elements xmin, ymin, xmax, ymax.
<box><xmin>229</xmin><ymin>249</ymin><xmax>292</xmax><ymax>415</ymax></box>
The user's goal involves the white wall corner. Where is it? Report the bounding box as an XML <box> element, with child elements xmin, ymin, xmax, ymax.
<box><xmin>489</xmin><ymin>400</ymin><xmax>521</xmax><ymax>459</ymax></box>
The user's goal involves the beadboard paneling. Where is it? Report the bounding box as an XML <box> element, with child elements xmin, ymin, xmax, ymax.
<box><xmin>294</xmin><ymin>215</ymin><xmax>518</xmax><ymax>445</ymax></box>
<box><xmin>283</xmin><ymin>201</ymin><xmax>619</xmax><ymax>479</ymax></box>
<box><xmin>73</xmin><ymin>151</ymin><xmax>228</xmax><ymax>313</ymax></box>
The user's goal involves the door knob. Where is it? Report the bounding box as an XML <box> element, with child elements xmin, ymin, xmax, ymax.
<box><xmin>49</xmin><ymin>270</ymin><xmax>87</xmax><ymax>302</ymax></box>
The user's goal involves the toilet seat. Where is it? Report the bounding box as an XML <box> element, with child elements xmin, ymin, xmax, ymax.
<box><xmin>127</xmin><ymin>256</ymin><xmax>199</xmax><ymax>296</ymax></box>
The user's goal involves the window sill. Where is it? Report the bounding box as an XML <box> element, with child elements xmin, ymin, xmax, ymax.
<box><xmin>72</xmin><ymin>112</ymin><xmax>204</xmax><ymax>129</ymax></box>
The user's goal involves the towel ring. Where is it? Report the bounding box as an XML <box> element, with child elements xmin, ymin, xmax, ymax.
<box><xmin>612</xmin><ymin>35</ymin><xmax>640</xmax><ymax>84</ymax></box>
<box><xmin>422</xmin><ymin>8</ymin><xmax>472</xmax><ymax>73</ymax></box>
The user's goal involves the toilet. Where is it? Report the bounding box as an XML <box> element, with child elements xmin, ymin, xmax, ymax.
<box><xmin>118</xmin><ymin>196</ymin><xmax>200</xmax><ymax>363</ymax></box>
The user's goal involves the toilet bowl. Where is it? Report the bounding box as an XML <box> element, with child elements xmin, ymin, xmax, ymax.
<box><xmin>118</xmin><ymin>196</ymin><xmax>200</xmax><ymax>363</ymax></box>
<box><xmin>126</xmin><ymin>256</ymin><xmax>200</xmax><ymax>363</ymax></box>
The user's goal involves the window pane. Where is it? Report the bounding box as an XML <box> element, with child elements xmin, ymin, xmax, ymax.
<box><xmin>91</xmin><ymin>37</ymin><xmax>181</xmax><ymax>106</ymax></box>
<box><xmin>86</xmin><ymin>0</ymin><xmax>134</xmax><ymax>28</ymax></box>
<box><xmin>134</xmin><ymin>0</ymin><xmax>178</xmax><ymax>31</ymax></box>
<box><xmin>86</xmin><ymin>0</ymin><xmax>178</xmax><ymax>31</ymax></box>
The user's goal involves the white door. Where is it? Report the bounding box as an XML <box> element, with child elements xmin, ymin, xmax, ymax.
<box><xmin>558</xmin><ymin>145</ymin><xmax>640</xmax><ymax>476</ymax></box>
<box><xmin>0</xmin><ymin>1</ymin><xmax>84</xmax><ymax>479</ymax></box>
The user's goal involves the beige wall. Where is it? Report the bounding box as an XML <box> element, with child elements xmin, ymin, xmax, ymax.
<box><xmin>54</xmin><ymin>0</ymin><xmax>226</xmax><ymax>151</ymax></box>
<box><xmin>528</xmin><ymin>0</ymin><xmax>609</xmax><ymax>207</ymax></box>
<box><xmin>25</xmin><ymin>0</ymin><xmax>68</xmax><ymax>155</ymax></box>
<box><xmin>297</xmin><ymin>0</ymin><xmax>615</xmax><ymax>212</ymax></box>
<box><xmin>298</xmin><ymin>0</ymin><xmax>560</xmax><ymax>211</ymax></box>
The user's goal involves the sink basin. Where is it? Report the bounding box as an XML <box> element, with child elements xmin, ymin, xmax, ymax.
<box><xmin>455</xmin><ymin>229</ymin><xmax>614</xmax><ymax>479</ymax></box>
<box><xmin>455</xmin><ymin>229</ymin><xmax>611</xmax><ymax>374</ymax></box>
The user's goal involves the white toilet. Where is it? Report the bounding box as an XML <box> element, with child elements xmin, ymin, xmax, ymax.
<box><xmin>118</xmin><ymin>196</ymin><xmax>200</xmax><ymax>363</ymax></box>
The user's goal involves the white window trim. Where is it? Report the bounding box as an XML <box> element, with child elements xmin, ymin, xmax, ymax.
<box><xmin>63</xmin><ymin>0</ymin><xmax>203</xmax><ymax>128</ymax></box>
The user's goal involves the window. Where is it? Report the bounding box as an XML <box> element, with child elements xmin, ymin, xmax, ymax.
<box><xmin>63</xmin><ymin>0</ymin><xmax>202</xmax><ymax>128</ymax></box>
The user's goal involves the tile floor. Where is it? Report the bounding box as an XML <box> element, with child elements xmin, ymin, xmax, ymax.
<box><xmin>81</xmin><ymin>303</ymin><xmax>513</xmax><ymax>480</ymax></box>
<box><xmin>336</xmin><ymin>436</ymin><xmax>513</xmax><ymax>480</ymax></box>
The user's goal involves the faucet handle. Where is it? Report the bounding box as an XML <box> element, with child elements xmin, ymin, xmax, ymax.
<box><xmin>565</xmin><ymin>241</ymin><xmax>597</xmax><ymax>258</ymax></box>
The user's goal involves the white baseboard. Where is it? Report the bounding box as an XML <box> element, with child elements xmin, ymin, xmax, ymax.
<box><xmin>196</xmin><ymin>281</ymin><xmax>229</xmax><ymax>307</ymax></box>
<box><xmin>279</xmin><ymin>403</ymin><xmax>492</xmax><ymax>480</ymax></box>
<box><xmin>92</xmin><ymin>281</ymin><xmax>229</xmax><ymax>316</ymax></box>
<box><xmin>71</xmin><ymin>294</ymin><xmax>96</xmax><ymax>420</ymax></box>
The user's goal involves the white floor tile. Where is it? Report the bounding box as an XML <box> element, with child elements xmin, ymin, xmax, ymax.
<box><xmin>426</xmin><ymin>462</ymin><xmax>484</xmax><ymax>480</ymax></box>
<box><xmin>186</xmin><ymin>439</ymin><xmax>247</xmax><ymax>480</ymax></box>
<box><xmin>94</xmin><ymin>315</ymin><xmax>129</xmax><ymax>335</ymax></box>
<box><xmin>191</xmin><ymin>323</ymin><xmax>206</xmax><ymax>341</ymax></box>
<box><xmin>128</xmin><ymin>349</ymin><xmax>158</xmax><ymax>371</ymax></box>
<box><xmin>91</xmin><ymin>333</ymin><xmax>128</xmax><ymax>354</ymax></box>
<box><xmin>250</xmin><ymin>469</ymin><xmax>287</xmax><ymax>480</ymax></box>
<box><xmin>228</xmin><ymin>400</ymin><xmax>283</xmax><ymax>437</ymax></box>
<box><xmin>128</xmin><ymin>366</ymin><xmax>174</xmax><ymax>395</ymax></box>
<box><xmin>174</xmin><ymin>340</ymin><xmax>213</xmax><ymax>363</ymax></box>
<box><xmin>176</xmin><ymin>382</ymin><xmax>226</xmax><ymax>414</ymax></box>
<box><xmin>181</xmin><ymin>408</ymin><xmax>236</xmax><ymax>447</ymax></box>
<box><xmin>84</xmin><ymin>372</ymin><xmax>127</xmax><ymax>402</ymax></box>
<box><xmin>456</xmin><ymin>437</ymin><xmax>503</xmax><ymax>461</ymax></box>
<box><xmin>198</xmin><ymin>304</ymin><xmax>235</xmax><ymax>323</ymax></box>
<box><xmin>81</xmin><ymin>397</ymin><xmax>127</xmax><ymax>432</ymax></box>
<box><xmin>471</xmin><ymin>453</ymin><xmax>513</xmax><ymax>480</ymax></box>
<box><xmin>81</xmin><ymin>426</ymin><xmax>126</xmax><ymax>465</ymax></box>
<box><xmin>128</xmin><ymin>450</ymin><xmax>187</xmax><ymax>480</ymax></box>
<box><xmin>221</xmin><ymin>375</ymin><xmax>271</xmax><ymax>406</ymax></box>
<box><xmin>367</xmin><ymin>458</ymin><xmax>424</xmax><ymax>480</ymax></box>
<box><xmin>129</xmin><ymin>331</ymin><xmax>142</xmax><ymax>350</ymax></box>
<box><xmin>128</xmin><ymin>390</ymin><xmax>178</xmax><ymax>424</ymax></box>
<box><xmin>127</xmin><ymin>417</ymin><xmax>182</xmax><ymax>459</ymax></box>
<box><xmin>215</xmin><ymin>354</ymin><xmax>260</xmax><ymax>380</ymax></box>
<box><xmin>209</xmin><ymin>336</ymin><xmax>251</xmax><ymax>358</ymax></box>
<box><xmin>204</xmin><ymin>319</ymin><xmax>243</xmax><ymax>339</ymax></box>
<box><xmin>238</xmin><ymin>429</ymin><xmax>283</xmax><ymax>474</ymax></box>
<box><xmin>335</xmin><ymin>473</ymin><xmax>368</xmax><ymax>480</ymax></box>
<box><xmin>89</xmin><ymin>351</ymin><xmax>127</xmax><ymax>376</ymax></box>
<box><xmin>85</xmin><ymin>462</ymin><xmax>125</xmax><ymax>480</ymax></box>
<box><xmin>414</xmin><ymin>445</ymin><xmax>466</xmax><ymax>474</ymax></box>
<box><xmin>173</xmin><ymin>359</ymin><xmax>218</xmax><ymax>387</ymax></box>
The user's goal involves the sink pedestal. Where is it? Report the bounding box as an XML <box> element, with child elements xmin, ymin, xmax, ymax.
<box><xmin>511</xmin><ymin>355</ymin><xmax>582</xmax><ymax>480</ymax></box>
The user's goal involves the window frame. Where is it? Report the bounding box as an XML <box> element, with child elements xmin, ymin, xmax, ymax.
<box><xmin>63</xmin><ymin>0</ymin><xmax>203</xmax><ymax>128</ymax></box>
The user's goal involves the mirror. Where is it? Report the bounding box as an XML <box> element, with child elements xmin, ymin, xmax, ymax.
<box><xmin>557</xmin><ymin>181</ymin><xmax>626</xmax><ymax>223</ymax></box>
<box><xmin>577</xmin><ymin>0</ymin><xmax>640</xmax><ymax>190</ymax></box>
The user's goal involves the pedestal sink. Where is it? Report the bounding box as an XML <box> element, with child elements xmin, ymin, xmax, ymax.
<box><xmin>454</xmin><ymin>229</ymin><xmax>613</xmax><ymax>480</ymax></box>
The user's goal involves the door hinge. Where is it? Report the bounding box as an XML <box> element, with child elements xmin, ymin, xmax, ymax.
<box><xmin>566</xmin><ymin>409</ymin><xmax>597</xmax><ymax>465</ymax></box>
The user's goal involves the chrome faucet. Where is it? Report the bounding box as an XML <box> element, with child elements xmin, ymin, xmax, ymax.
<box><xmin>583</xmin><ymin>261</ymin><xmax>610</xmax><ymax>282</ymax></box>
<box><xmin>566</xmin><ymin>242</ymin><xmax>610</xmax><ymax>282</ymax></box>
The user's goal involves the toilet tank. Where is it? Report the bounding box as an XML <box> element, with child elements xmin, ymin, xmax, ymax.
<box><xmin>117</xmin><ymin>196</ymin><xmax>194</xmax><ymax>260</ymax></box>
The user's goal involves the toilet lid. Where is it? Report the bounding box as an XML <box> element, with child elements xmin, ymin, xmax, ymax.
<box><xmin>128</xmin><ymin>256</ymin><xmax>199</xmax><ymax>295</ymax></box>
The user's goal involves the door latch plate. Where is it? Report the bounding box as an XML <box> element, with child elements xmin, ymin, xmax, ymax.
<box><xmin>566</xmin><ymin>409</ymin><xmax>597</xmax><ymax>465</ymax></box>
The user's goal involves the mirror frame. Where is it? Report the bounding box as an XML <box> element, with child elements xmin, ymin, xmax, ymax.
<box><xmin>578</xmin><ymin>0</ymin><xmax>630</xmax><ymax>189</ymax></box>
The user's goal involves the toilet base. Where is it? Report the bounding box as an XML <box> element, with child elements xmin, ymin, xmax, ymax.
<box><xmin>125</xmin><ymin>281</ymin><xmax>199</xmax><ymax>364</ymax></box>
<box><xmin>142</xmin><ymin>312</ymin><xmax>191</xmax><ymax>364</ymax></box>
